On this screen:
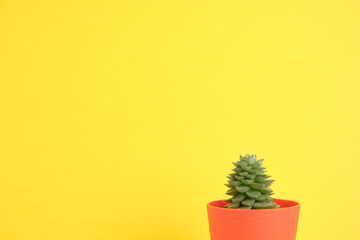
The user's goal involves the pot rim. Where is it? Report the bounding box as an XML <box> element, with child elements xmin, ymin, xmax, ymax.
<box><xmin>207</xmin><ymin>199</ymin><xmax>300</xmax><ymax>211</ymax></box>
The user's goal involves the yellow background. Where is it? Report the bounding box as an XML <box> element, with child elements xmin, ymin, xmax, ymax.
<box><xmin>1</xmin><ymin>1</ymin><xmax>359</xmax><ymax>239</ymax></box>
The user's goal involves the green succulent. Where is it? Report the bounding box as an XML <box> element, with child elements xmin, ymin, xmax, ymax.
<box><xmin>224</xmin><ymin>154</ymin><xmax>280</xmax><ymax>209</ymax></box>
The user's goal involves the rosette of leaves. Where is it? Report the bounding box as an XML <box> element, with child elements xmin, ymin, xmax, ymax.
<box><xmin>224</xmin><ymin>154</ymin><xmax>280</xmax><ymax>209</ymax></box>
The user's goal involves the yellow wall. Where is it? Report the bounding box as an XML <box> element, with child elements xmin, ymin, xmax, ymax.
<box><xmin>1</xmin><ymin>1</ymin><xmax>359</xmax><ymax>239</ymax></box>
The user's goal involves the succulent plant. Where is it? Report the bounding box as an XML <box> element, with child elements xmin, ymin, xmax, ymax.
<box><xmin>224</xmin><ymin>154</ymin><xmax>280</xmax><ymax>209</ymax></box>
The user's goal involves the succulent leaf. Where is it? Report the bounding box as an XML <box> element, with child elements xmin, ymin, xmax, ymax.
<box><xmin>256</xmin><ymin>159</ymin><xmax>264</xmax><ymax>164</ymax></box>
<box><xmin>226</xmin><ymin>189</ymin><xmax>238</xmax><ymax>196</ymax></box>
<box><xmin>253</xmin><ymin>201</ymin><xmax>274</xmax><ymax>209</ymax></box>
<box><xmin>255</xmin><ymin>194</ymin><xmax>269</xmax><ymax>201</ymax></box>
<box><xmin>240</xmin><ymin>179</ymin><xmax>254</xmax><ymax>185</ymax></box>
<box><xmin>238</xmin><ymin>160</ymin><xmax>248</xmax><ymax>167</ymax></box>
<box><xmin>241</xmin><ymin>198</ymin><xmax>255</xmax><ymax>206</ymax></box>
<box><xmin>246</xmin><ymin>190</ymin><xmax>261</xmax><ymax>199</ymax></box>
<box><xmin>245</xmin><ymin>174</ymin><xmax>256</xmax><ymax>179</ymax></box>
<box><xmin>236</xmin><ymin>186</ymin><xmax>250</xmax><ymax>193</ymax></box>
<box><xmin>232</xmin><ymin>193</ymin><xmax>246</xmax><ymax>203</ymax></box>
<box><xmin>227</xmin><ymin>175</ymin><xmax>236</xmax><ymax>181</ymax></box>
<box><xmin>234</xmin><ymin>175</ymin><xmax>245</xmax><ymax>180</ymax></box>
<box><xmin>254</xmin><ymin>176</ymin><xmax>268</xmax><ymax>182</ymax></box>
<box><xmin>258</xmin><ymin>174</ymin><xmax>271</xmax><ymax>178</ymax></box>
<box><xmin>249</xmin><ymin>183</ymin><xmax>265</xmax><ymax>189</ymax></box>
<box><xmin>247</xmin><ymin>156</ymin><xmax>256</xmax><ymax>165</ymax></box>
<box><xmin>229</xmin><ymin>181</ymin><xmax>242</xmax><ymax>186</ymax></box>
<box><xmin>259</xmin><ymin>188</ymin><xmax>273</xmax><ymax>194</ymax></box>
<box><xmin>264</xmin><ymin>180</ymin><xmax>275</xmax><ymax>187</ymax></box>
<box><xmin>241</xmin><ymin>165</ymin><xmax>252</xmax><ymax>171</ymax></box>
<box><xmin>228</xmin><ymin>202</ymin><xmax>241</xmax><ymax>208</ymax></box>
<box><xmin>238</xmin><ymin>206</ymin><xmax>251</xmax><ymax>209</ymax></box>
<box><xmin>248</xmin><ymin>169</ymin><xmax>258</xmax><ymax>174</ymax></box>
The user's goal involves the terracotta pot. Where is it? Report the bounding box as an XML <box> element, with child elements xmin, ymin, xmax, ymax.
<box><xmin>207</xmin><ymin>199</ymin><xmax>300</xmax><ymax>240</ymax></box>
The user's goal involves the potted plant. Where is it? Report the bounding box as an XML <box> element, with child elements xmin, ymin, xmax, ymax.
<box><xmin>207</xmin><ymin>154</ymin><xmax>300</xmax><ymax>240</ymax></box>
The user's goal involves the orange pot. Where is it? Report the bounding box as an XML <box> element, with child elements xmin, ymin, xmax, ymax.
<box><xmin>207</xmin><ymin>199</ymin><xmax>300</xmax><ymax>240</ymax></box>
